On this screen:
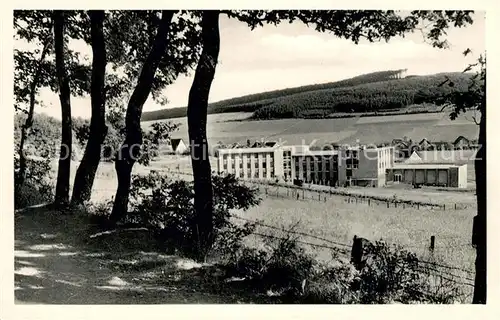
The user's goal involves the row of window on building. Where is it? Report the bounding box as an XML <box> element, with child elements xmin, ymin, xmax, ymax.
<box><xmin>220</xmin><ymin>153</ymin><xmax>275</xmax><ymax>179</ymax></box>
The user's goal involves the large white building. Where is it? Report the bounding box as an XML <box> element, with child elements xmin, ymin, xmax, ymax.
<box><xmin>216</xmin><ymin>142</ymin><xmax>396</xmax><ymax>187</ymax></box>
<box><xmin>216</xmin><ymin>141</ymin><xmax>468</xmax><ymax>188</ymax></box>
<box><xmin>216</xmin><ymin>144</ymin><xmax>286</xmax><ymax>180</ymax></box>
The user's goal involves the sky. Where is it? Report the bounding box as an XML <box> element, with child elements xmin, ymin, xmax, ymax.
<box><xmin>26</xmin><ymin>11</ymin><xmax>485</xmax><ymax>120</ymax></box>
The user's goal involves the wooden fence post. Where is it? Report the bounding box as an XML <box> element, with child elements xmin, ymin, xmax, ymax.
<box><xmin>368</xmin><ymin>199</ymin><xmax>371</xmax><ymax>206</ymax></box>
<box><xmin>387</xmin><ymin>202</ymin><xmax>390</xmax><ymax>208</ymax></box>
<box><xmin>351</xmin><ymin>235</ymin><xmax>364</xmax><ymax>270</ymax></box>
<box><xmin>472</xmin><ymin>215</ymin><xmax>478</xmax><ymax>246</ymax></box>
<box><xmin>430</xmin><ymin>236</ymin><xmax>435</xmax><ymax>252</ymax></box>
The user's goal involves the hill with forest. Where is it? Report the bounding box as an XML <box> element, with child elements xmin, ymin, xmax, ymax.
<box><xmin>141</xmin><ymin>70</ymin><xmax>473</xmax><ymax>121</ymax></box>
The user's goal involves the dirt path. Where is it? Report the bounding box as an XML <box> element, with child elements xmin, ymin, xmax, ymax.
<box><xmin>14</xmin><ymin>206</ymin><xmax>266</xmax><ymax>304</ymax></box>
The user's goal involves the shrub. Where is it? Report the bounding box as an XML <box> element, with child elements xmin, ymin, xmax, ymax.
<box><xmin>223</xmin><ymin>226</ymin><xmax>316</xmax><ymax>298</ymax></box>
<box><xmin>14</xmin><ymin>156</ymin><xmax>54</xmax><ymax>209</ymax></box>
<box><xmin>84</xmin><ymin>199</ymin><xmax>117</xmax><ymax>229</ymax></box>
<box><xmin>302</xmin><ymin>259</ymin><xmax>359</xmax><ymax>303</ymax></box>
<box><xmin>354</xmin><ymin>240</ymin><xmax>435</xmax><ymax>303</ymax></box>
<box><xmin>223</xmin><ymin>234</ymin><xmax>463</xmax><ymax>304</ymax></box>
<box><xmin>123</xmin><ymin>172</ymin><xmax>261</xmax><ymax>259</ymax></box>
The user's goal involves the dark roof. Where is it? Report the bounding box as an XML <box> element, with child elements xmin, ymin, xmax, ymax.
<box><xmin>392</xmin><ymin>139</ymin><xmax>409</xmax><ymax>147</ymax></box>
<box><xmin>453</xmin><ymin>135</ymin><xmax>470</xmax><ymax>145</ymax></box>
<box><xmin>170</xmin><ymin>138</ymin><xmax>184</xmax><ymax>151</ymax></box>
<box><xmin>251</xmin><ymin>141</ymin><xmax>277</xmax><ymax>148</ymax></box>
<box><xmin>265</xmin><ymin>141</ymin><xmax>277</xmax><ymax>147</ymax></box>
<box><xmin>415</xmin><ymin>150</ymin><xmax>477</xmax><ymax>164</ymax></box>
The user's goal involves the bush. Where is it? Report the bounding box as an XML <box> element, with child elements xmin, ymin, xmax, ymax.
<box><xmin>302</xmin><ymin>259</ymin><xmax>359</xmax><ymax>303</ymax></box>
<box><xmin>223</xmin><ymin>227</ymin><xmax>316</xmax><ymax>298</ymax></box>
<box><xmin>353</xmin><ymin>240</ymin><xmax>425</xmax><ymax>303</ymax></box>
<box><xmin>86</xmin><ymin>199</ymin><xmax>114</xmax><ymax>220</ymax></box>
<box><xmin>223</xmin><ymin>235</ymin><xmax>463</xmax><ymax>304</ymax></box>
<box><xmin>14</xmin><ymin>157</ymin><xmax>54</xmax><ymax>209</ymax></box>
<box><xmin>120</xmin><ymin>172</ymin><xmax>261</xmax><ymax>259</ymax></box>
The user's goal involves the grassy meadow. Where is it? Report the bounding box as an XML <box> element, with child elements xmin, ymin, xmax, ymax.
<box><xmin>235</xmin><ymin>193</ymin><xmax>475</xmax><ymax>273</ymax></box>
<box><xmin>50</xmin><ymin>152</ymin><xmax>477</xmax><ymax>277</ymax></box>
<box><xmin>143</xmin><ymin>111</ymin><xmax>479</xmax><ymax>149</ymax></box>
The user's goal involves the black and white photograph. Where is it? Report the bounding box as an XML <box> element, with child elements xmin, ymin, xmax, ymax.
<box><xmin>2</xmin><ymin>3</ymin><xmax>495</xmax><ymax>312</ymax></box>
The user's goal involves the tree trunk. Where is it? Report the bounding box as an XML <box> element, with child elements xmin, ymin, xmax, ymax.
<box><xmin>187</xmin><ymin>11</ymin><xmax>220</xmax><ymax>261</ymax></box>
<box><xmin>71</xmin><ymin>10</ymin><xmax>107</xmax><ymax>206</ymax></box>
<box><xmin>53</xmin><ymin>10</ymin><xmax>73</xmax><ymax>208</ymax></box>
<box><xmin>473</xmin><ymin>95</ymin><xmax>486</xmax><ymax>304</ymax></box>
<box><xmin>108</xmin><ymin>10</ymin><xmax>174</xmax><ymax>224</ymax></box>
<box><xmin>17</xmin><ymin>40</ymin><xmax>51</xmax><ymax>189</ymax></box>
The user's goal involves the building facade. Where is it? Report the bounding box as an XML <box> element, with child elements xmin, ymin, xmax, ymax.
<box><xmin>386</xmin><ymin>163</ymin><xmax>467</xmax><ymax>188</ymax></box>
<box><xmin>217</xmin><ymin>143</ymin><xmax>395</xmax><ymax>187</ymax></box>
<box><xmin>337</xmin><ymin>146</ymin><xmax>394</xmax><ymax>187</ymax></box>
<box><xmin>384</xmin><ymin>149</ymin><xmax>470</xmax><ymax>188</ymax></box>
<box><xmin>216</xmin><ymin>145</ymin><xmax>284</xmax><ymax>180</ymax></box>
<box><xmin>291</xmin><ymin>146</ymin><xmax>339</xmax><ymax>186</ymax></box>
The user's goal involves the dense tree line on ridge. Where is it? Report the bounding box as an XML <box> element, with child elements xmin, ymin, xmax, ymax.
<box><xmin>251</xmin><ymin>72</ymin><xmax>472</xmax><ymax>119</ymax></box>
<box><xmin>142</xmin><ymin>71</ymin><xmax>473</xmax><ymax>121</ymax></box>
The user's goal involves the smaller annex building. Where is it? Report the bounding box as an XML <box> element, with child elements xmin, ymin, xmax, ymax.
<box><xmin>385</xmin><ymin>150</ymin><xmax>469</xmax><ymax>188</ymax></box>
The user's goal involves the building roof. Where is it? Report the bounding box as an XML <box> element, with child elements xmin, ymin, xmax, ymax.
<box><xmin>293</xmin><ymin>149</ymin><xmax>338</xmax><ymax>157</ymax></box>
<box><xmin>453</xmin><ymin>135</ymin><xmax>470</xmax><ymax>145</ymax></box>
<box><xmin>404</xmin><ymin>150</ymin><xmax>476</xmax><ymax>164</ymax></box>
<box><xmin>405</xmin><ymin>151</ymin><xmax>423</xmax><ymax>164</ymax></box>
<box><xmin>391</xmin><ymin>138</ymin><xmax>410</xmax><ymax>147</ymax></box>
<box><xmin>170</xmin><ymin>138</ymin><xmax>184</xmax><ymax>151</ymax></box>
<box><xmin>251</xmin><ymin>141</ymin><xmax>277</xmax><ymax>148</ymax></box>
<box><xmin>391</xmin><ymin>163</ymin><xmax>466</xmax><ymax>170</ymax></box>
<box><xmin>418</xmin><ymin>138</ymin><xmax>432</xmax><ymax>145</ymax></box>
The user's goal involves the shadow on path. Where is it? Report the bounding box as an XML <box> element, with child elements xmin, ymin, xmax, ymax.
<box><xmin>14</xmin><ymin>206</ymin><xmax>272</xmax><ymax>304</ymax></box>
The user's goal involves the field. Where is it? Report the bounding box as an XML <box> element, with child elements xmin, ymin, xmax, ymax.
<box><xmin>52</xmin><ymin>154</ymin><xmax>477</xmax><ymax>275</ymax></box>
<box><xmin>236</xmin><ymin>192</ymin><xmax>475</xmax><ymax>272</ymax></box>
<box><xmin>143</xmin><ymin>110</ymin><xmax>479</xmax><ymax>149</ymax></box>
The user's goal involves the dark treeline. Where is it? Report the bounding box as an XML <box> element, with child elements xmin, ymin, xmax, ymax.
<box><xmin>142</xmin><ymin>71</ymin><xmax>473</xmax><ymax>121</ymax></box>
<box><xmin>251</xmin><ymin>72</ymin><xmax>472</xmax><ymax>119</ymax></box>
<box><xmin>14</xmin><ymin>113</ymin><xmax>123</xmax><ymax>161</ymax></box>
<box><xmin>143</xmin><ymin>69</ymin><xmax>409</xmax><ymax>120</ymax></box>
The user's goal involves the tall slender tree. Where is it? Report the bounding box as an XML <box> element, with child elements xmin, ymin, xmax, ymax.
<box><xmin>71</xmin><ymin>10</ymin><xmax>107</xmax><ymax>206</ymax></box>
<box><xmin>14</xmin><ymin>10</ymin><xmax>92</xmax><ymax>208</ymax></box>
<box><xmin>15</xmin><ymin>37</ymin><xmax>52</xmax><ymax>189</ymax></box>
<box><xmin>186</xmin><ymin>10</ymin><xmax>220</xmax><ymax>260</ymax></box>
<box><xmin>53</xmin><ymin>10</ymin><xmax>73</xmax><ymax>207</ymax></box>
<box><xmin>14</xmin><ymin>11</ymin><xmax>56</xmax><ymax>191</ymax></box>
<box><xmin>474</xmin><ymin>62</ymin><xmax>486</xmax><ymax>303</ymax></box>
<box><xmin>108</xmin><ymin>11</ymin><xmax>176</xmax><ymax>223</ymax></box>
<box><xmin>434</xmin><ymin>54</ymin><xmax>486</xmax><ymax>303</ymax></box>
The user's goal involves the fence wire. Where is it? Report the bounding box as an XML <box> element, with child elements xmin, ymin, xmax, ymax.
<box><xmin>111</xmin><ymin>168</ymin><xmax>476</xmax><ymax>288</ymax></box>
<box><xmin>232</xmin><ymin>214</ymin><xmax>475</xmax><ymax>288</ymax></box>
